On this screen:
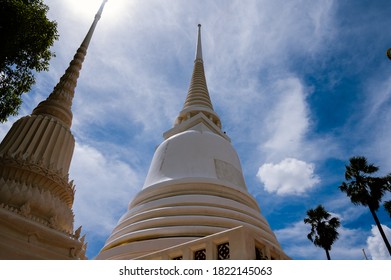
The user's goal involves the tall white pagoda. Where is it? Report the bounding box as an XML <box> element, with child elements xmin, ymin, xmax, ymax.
<box><xmin>97</xmin><ymin>25</ymin><xmax>289</xmax><ymax>260</ymax></box>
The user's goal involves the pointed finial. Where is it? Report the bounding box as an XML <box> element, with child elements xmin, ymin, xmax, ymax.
<box><xmin>98</xmin><ymin>0</ymin><xmax>109</xmax><ymax>16</ymax></box>
<box><xmin>32</xmin><ymin>0</ymin><xmax>108</xmax><ymax>127</ymax></box>
<box><xmin>196</xmin><ymin>24</ymin><xmax>203</xmax><ymax>62</ymax></box>
<box><xmin>82</xmin><ymin>0</ymin><xmax>108</xmax><ymax>48</ymax></box>
<box><xmin>173</xmin><ymin>24</ymin><xmax>222</xmax><ymax>130</ymax></box>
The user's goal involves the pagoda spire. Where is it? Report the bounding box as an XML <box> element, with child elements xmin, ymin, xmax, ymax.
<box><xmin>175</xmin><ymin>24</ymin><xmax>221</xmax><ymax>129</ymax></box>
<box><xmin>0</xmin><ymin>1</ymin><xmax>108</xmax><ymax>259</ymax></box>
<box><xmin>32</xmin><ymin>0</ymin><xmax>108</xmax><ymax>128</ymax></box>
<box><xmin>195</xmin><ymin>23</ymin><xmax>203</xmax><ymax>61</ymax></box>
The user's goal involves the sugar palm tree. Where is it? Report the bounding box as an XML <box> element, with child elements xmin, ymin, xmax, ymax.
<box><xmin>339</xmin><ymin>156</ymin><xmax>391</xmax><ymax>256</ymax></box>
<box><xmin>304</xmin><ymin>205</ymin><xmax>340</xmax><ymax>260</ymax></box>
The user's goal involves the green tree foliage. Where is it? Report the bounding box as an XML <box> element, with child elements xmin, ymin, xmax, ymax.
<box><xmin>0</xmin><ymin>0</ymin><xmax>58</xmax><ymax>122</ymax></box>
<box><xmin>304</xmin><ymin>205</ymin><xmax>340</xmax><ymax>260</ymax></box>
<box><xmin>339</xmin><ymin>156</ymin><xmax>391</xmax><ymax>256</ymax></box>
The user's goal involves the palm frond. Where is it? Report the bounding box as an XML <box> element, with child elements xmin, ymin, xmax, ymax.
<box><xmin>304</xmin><ymin>205</ymin><xmax>340</xmax><ymax>254</ymax></box>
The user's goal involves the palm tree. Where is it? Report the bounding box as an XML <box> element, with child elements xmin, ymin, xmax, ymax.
<box><xmin>304</xmin><ymin>205</ymin><xmax>340</xmax><ymax>260</ymax></box>
<box><xmin>339</xmin><ymin>156</ymin><xmax>391</xmax><ymax>256</ymax></box>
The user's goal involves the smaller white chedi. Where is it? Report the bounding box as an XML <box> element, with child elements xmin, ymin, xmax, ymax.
<box><xmin>97</xmin><ymin>25</ymin><xmax>289</xmax><ymax>260</ymax></box>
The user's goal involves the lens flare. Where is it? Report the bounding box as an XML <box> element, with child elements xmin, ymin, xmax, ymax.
<box><xmin>67</xmin><ymin>0</ymin><xmax>130</xmax><ymax>21</ymax></box>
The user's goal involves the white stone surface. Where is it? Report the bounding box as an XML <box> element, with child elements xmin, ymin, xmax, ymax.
<box><xmin>144</xmin><ymin>123</ymin><xmax>246</xmax><ymax>190</ymax></box>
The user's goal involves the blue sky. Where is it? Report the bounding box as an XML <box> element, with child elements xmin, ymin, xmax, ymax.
<box><xmin>2</xmin><ymin>0</ymin><xmax>391</xmax><ymax>260</ymax></box>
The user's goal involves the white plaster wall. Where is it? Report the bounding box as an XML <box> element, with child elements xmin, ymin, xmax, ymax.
<box><xmin>143</xmin><ymin>126</ymin><xmax>246</xmax><ymax>190</ymax></box>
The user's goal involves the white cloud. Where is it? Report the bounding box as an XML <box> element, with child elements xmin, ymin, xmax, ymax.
<box><xmin>366</xmin><ymin>225</ymin><xmax>391</xmax><ymax>260</ymax></box>
<box><xmin>261</xmin><ymin>77</ymin><xmax>311</xmax><ymax>160</ymax></box>
<box><xmin>257</xmin><ymin>158</ymin><xmax>320</xmax><ymax>195</ymax></box>
<box><xmin>276</xmin><ymin>220</ymin><xmax>368</xmax><ymax>260</ymax></box>
<box><xmin>44</xmin><ymin>0</ymin><xmax>339</xmax><ymax>148</ymax></box>
<box><xmin>274</xmin><ymin>221</ymin><xmax>323</xmax><ymax>260</ymax></box>
<box><xmin>71</xmin><ymin>143</ymin><xmax>142</xmax><ymax>236</ymax></box>
<box><xmin>354</xmin><ymin>75</ymin><xmax>391</xmax><ymax>172</ymax></box>
<box><xmin>332</xmin><ymin>226</ymin><xmax>369</xmax><ymax>260</ymax></box>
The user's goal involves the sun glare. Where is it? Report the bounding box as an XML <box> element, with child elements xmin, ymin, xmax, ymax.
<box><xmin>67</xmin><ymin>0</ymin><xmax>129</xmax><ymax>21</ymax></box>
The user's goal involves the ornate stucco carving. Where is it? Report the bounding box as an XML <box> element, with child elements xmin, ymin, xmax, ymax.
<box><xmin>0</xmin><ymin>178</ymin><xmax>74</xmax><ymax>234</ymax></box>
<box><xmin>0</xmin><ymin>153</ymin><xmax>75</xmax><ymax>206</ymax></box>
